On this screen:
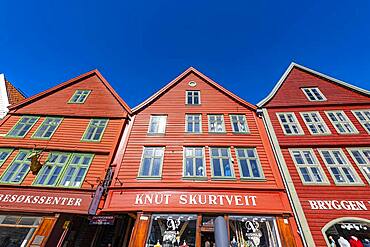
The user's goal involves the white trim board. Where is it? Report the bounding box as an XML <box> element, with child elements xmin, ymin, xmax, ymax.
<box><xmin>257</xmin><ymin>62</ymin><xmax>370</xmax><ymax>107</ymax></box>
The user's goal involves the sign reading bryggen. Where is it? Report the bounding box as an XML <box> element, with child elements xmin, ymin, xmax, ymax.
<box><xmin>0</xmin><ymin>188</ymin><xmax>92</xmax><ymax>214</ymax></box>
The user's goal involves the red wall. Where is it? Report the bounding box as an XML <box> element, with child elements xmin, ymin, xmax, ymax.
<box><xmin>264</xmin><ymin>66</ymin><xmax>370</xmax><ymax>246</ymax></box>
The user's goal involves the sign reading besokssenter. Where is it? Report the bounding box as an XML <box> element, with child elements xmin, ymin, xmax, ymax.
<box><xmin>0</xmin><ymin>188</ymin><xmax>93</xmax><ymax>214</ymax></box>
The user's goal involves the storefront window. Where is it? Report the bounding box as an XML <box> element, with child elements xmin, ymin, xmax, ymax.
<box><xmin>229</xmin><ymin>216</ymin><xmax>279</xmax><ymax>247</ymax></box>
<box><xmin>146</xmin><ymin>214</ymin><xmax>197</xmax><ymax>247</ymax></box>
<box><xmin>0</xmin><ymin>215</ymin><xmax>41</xmax><ymax>247</ymax></box>
<box><xmin>325</xmin><ymin>219</ymin><xmax>370</xmax><ymax>246</ymax></box>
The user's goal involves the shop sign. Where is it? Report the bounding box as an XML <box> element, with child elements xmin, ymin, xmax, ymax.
<box><xmin>308</xmin><ymin>200</ymin><xmax>370</xmax><ymax>211</ymax></box>
<box><xmin>107</xmin><ymin>190</ymin><xmax>288</xmax><ymax>213</ymax></box>
<box><xmin>89</xmin><ymin>216</ymin><xmax>115</xmax><ymax>225</ymax></box>
<box><xmin>0</xmin><ymin>188</ymin><xmax>92</xmax><ymax>214</ymax></box>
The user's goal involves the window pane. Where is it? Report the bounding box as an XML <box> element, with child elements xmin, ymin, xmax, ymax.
<box><xmin>213</xmin><ymin>159</ymin><xmax>221</xmax><ymax>176</ymax></box>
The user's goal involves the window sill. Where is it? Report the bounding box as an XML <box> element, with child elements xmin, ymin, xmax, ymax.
<box><xmin>136</xmin><ymin>176</ymin><xmax>162</xmax><ymax>180</ymax></box>
<box><xmin>146</xmin><ymin>133</ymin><xmax>166</xmax><ymax>136</ymax></box>
<box><xmin>208</xmin><ymin>132</ymin><xmax>227</xmax><ymax>134</ymax></box>
<box><xmin>240</xmin><ymin>177</ymin><xmax>266</xmax><ymax>182</ymax></box>
<box><xmin>210</xmin><ymin>177</ymin><xmax>236</xmax><ymax>181</ymax></box>
<box><xmin>232</xmin><ymin>132</ymin><xmax>250</xmax><ymax>135</ymax></box>
<box><xmin>182</xmin><ymin>176</ymin><xmax>208</xmax><ymax>181</ymax></box>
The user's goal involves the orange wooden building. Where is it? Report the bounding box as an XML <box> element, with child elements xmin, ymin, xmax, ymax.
<box><xmin>258</xmin><ymin>63</ymin><xmax>370</xmax><ymax>246</ymax></box>
<box><xmin>102</xmin><ymin>68</ymin><xmax>303</xmax><ymax>246</ymax></box>
<box><xmin>0</xmin><ymin>70</ymin><xmax>130</xmax><ymax>246</ymax></box>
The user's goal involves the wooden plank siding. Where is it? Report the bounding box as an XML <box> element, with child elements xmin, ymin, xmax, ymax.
<box><xmin>0</xmin><ymin>70</ymin><xmax>130</xmax><ymax>214</ymax></box>
<box><xmin>12</xmin><ymin>74</ymin><xmax>128</xmax><ymax>118</ymax></box>
<box><xmin>113</xmin><ymin>72</ymin><xmax>284</xmax><ymax>190</ymax></box>
<box><xmin>0</xmin><ymin>116</ymin><xmax>125</xmax><ymax>153</ymax></box>
<box><xmin>261</xmin><ymin>64</ymin><xmax>370</xmax><ymax>246</ymax></box>
<box><xmin>265</xmin><ymin>67</ymin><xmax>370</xmax><ymax>108</ymax></box>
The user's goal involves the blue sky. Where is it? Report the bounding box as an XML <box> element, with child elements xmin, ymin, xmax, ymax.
<box><xmin>1</xmin><ymin>1</ymin><xmax>370</xmax><ymax>107</ymax></box>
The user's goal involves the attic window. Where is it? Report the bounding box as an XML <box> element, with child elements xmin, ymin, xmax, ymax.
<box><xmin>69</xmin><ymin>90</ymin><xmax>91</xmax><ymax>104</ymax></box>
<box><xmin>188</xmin><ymin>81</ymin><xmax>197</xmax><ymax>87</ymax></box>
<box><xmin>301</xmin><ymin>88</ymin><xmax>326</xmax><ymax>101</ymax></box>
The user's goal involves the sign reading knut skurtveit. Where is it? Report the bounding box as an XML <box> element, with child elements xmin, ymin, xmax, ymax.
<box><xmin>107</xmin><ymin>190</ymin><xmax>290</xmax><ymax>213</ymax></box>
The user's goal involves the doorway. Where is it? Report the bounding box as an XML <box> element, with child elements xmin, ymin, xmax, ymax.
<box><xmin>200</xmin><ymin>231</ymin><xmax>215</xmax><ymax>247</ymax></box>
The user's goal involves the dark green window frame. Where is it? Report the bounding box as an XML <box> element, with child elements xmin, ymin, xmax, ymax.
<box><xmin>81</xmin><ymin>119</ymin><xmax>109</xmax><ymax>142</ymax></box>
<box><xmin>33</xmin><ymin>152</ymin><xmax>71</xmax><ymax>186</ymax></box>
<box><xmin>32</xmin><ymin>117</ymin><xmax>63</xmax><ymax>140</ymax></box>
<box><xmin>0</xmin><ymin>149</ymin><xmax>13</xmax><ymax>167</ymax></box>
<box><xmin>68</xmin><ymin>90</ymin><xmax>91</xmax><ymax>104</ymax></box>
<box><xmin>6</xmin><ymin>116</ymin><xmax>39</xmax><ymax>138</ymax></box>
<box><xmin>0</xmin><ymin>150</ymin><xmax>31</xmax><ymax>184</ymax></box>
<box><xmin>58</xmin><ymin>153</ymin><xmax>94</xmax><ymax>188</ymax></box>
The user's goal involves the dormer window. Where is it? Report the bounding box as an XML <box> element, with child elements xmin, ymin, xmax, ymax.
<box><xmin>186</xmin><ymin>91</ymin><xmax>200</xmax><ymax>105</ymax></box>
<box><xmin>69</xmin><ymin>90</ymin><xmax>91</xmax><ymax>104</ymax></box>
<box><xmin>302</xmin><ymin>88</ymin><xmax>326</xmax><ymax>101</ymax></box>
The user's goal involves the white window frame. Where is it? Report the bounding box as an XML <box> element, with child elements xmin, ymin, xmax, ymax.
<box><xmin>352</xmin><ymin>109</ymin><xmax>370</xmax><ymax>134</ymax></box>
<box><xmin>235</xmin><ymin>148</ymin><xmax>264</xmax><ymax>180</ymax></box>
<box><xmin>318</xmin><ymin>148</ymin><xmax>363</xmax><ymax>185</ymax></box>
<box><xmin>208</xmin><ymin>114</ymin><xmax>226</xmax><ymax>133</ymax></box>
<box><xmin>325</xmin><ymin>111</ymin><xmax>359</xmax><ymax>134</ymax></box>
<box><xmin>186</xmin><ymin>91</ymin><xmax>201</xmax><ymax>105</ymax></box>
<box><xmin>289</xmin><ymin>149</ymin><xmax>329</xmax><ymax>185</ymax></box>
<box><xmin>138</xmin><ymin>147</ymin><xmax>165</xmax><ymax>179</ymax></box>
<box><xmin>276</xmin><ymin>112</ymin><xmax>304</xmax><ymax>135</ymax></box>
<box><xmin>347</xmin><ymin>147</ymin><xmax>370</xmax><ymax>184</ymax></box>
<box><xmin>147</xmin><ymin>115</ymin><xmax>167</xmax><ymax>134</ymax></box>
<box><xmin>209</xmin><ymin>147</ymin><xmax>235</xmax><ymax>179</ymax></box>
<box><xmin>229</xmin><ymin>114</ymin><xmax>249</xmax><ymax>133</ymax></box>
<box><xmin>300</xmin><ymin>111</ymin><xmax>331</xmax><ymax>135</ymax></box>
<box><xmin>183</xmin><ymin>147</ymin><xmax>206</xmax><ymax>179</ymax></box>
<box><xmin>301</xmin><ymin>87</ymin><xmax>327</xmax><ymax>101</ymax></box>
<box><xmin>185</xmin><ymin>114</ymin><xmax>202</xmax><ymax>133</ymax></box>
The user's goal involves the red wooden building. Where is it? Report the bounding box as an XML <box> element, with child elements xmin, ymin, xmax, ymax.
<box><xmin>102</xmin><ymin>67</ymin><xmax>303</xmax><ymax>247</ymax></box>
<box><xmin>0</xmin><ymin>70</ymin><xmax>130</xmax><ymax>246</ymax></box>
<box><xmin>258</xmin><ymin>63</ymin><xmax>370</xmax><ymax>246</ymax></box>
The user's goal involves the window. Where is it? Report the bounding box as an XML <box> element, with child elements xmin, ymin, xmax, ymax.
<box><xmin>82</xmin><ymin>119</ymin><xmax>108</xmax><ymax>141</ymax></box>
<box><xmin>7</xmin><ymin>116</ymin><xmax>39</xmax><ymax>138</ymax></box>
<box><xmin>32</xmin><ymin>117</ymin><xmax>62</xmax><ymax>139</ymax></box>
<box><xmin>59</xmin><ymin>153</ymin><xmax>93</xmax><ymax>188</ymax></box>
<box><xmin>0</xmin><ymin>215</ymin><xmax>41</xmax><ymax>247</ymax></box>
<box><xmin>300</xmin><ymin>112</ymin><xmax>331</xmax><ymax>135</ymax></box>
<box><xmin>186</xmin><ymin>91</ymin><xmax>200</xmax><ymax>105</ymax></box>
<box><xmin>348</xmin><ymin>148</ymin><xmax>370</xmax><ymax>184</ymax></box>
<box><xmin>210</xmin><ymin>147</ymin><xmax>234</xmax><ymax>178</ymax></box>
<box><xmin>230</xmin><ymin>115</ymin><xmax>249</xmax><ymax>133</ymax></box>
<box><xmin>289</xmin><ymin>149</ymin><xmax>328</xmax><ymax>185</ymax></box>
<box><xmin>325</xmin><ymin>111</ymin><xmax>358</xmax><ymax>134</ymax></box>
<box><xmin>235</xmin><ymin>148</ymin><xmax>264</xmax><ymax>179</ymax></box>
<box><xmin>183</xmin><ymin>147</ymin><xmax>205</xmax><ymax>178</ymax></box>
<box><xmin>0</xmin><ymin>150</ymin><xmax>31</xmax><ymax>184</ymax></box>
<box><xmin>302</xmin><ymin>87</ymin><xmax>326</xmax><ymax>101</ymax></box>
<box><xmin>208</xmin><ymin>115</ymin><xmax>225</xmax><ymax>133</ymax></box>
<box><xmin>319</xmin><ymin>149</ymin><xmax>362</xmax><ymax>185</ymax></box>
<box><xmin>276</xmin><ymin>112</ymin><xmax>304</xmax><ymax>135</ymax></box>
<box><xmin>146</xmin><ymin>214</ymin><xmax>197</xmax><ymax>246</ymax></box>
<box><xmin>352</xmin><ymin>110</ymin><xmax>370</xmax><ymax>133</ymax></box>
<box><xmin>0</xmin><ymin>149</ymin><xmax>12</xmax><ymax>167</ymax></box>
<box><xmin>68</xmin><ymin>90</ymin><xmax>91</xmax><ymax>103</ymax></box>
<box><xmin>148</xmin><ymin>115</ymin><xmax>167</xmax><ymax>134</ymax></box>
<box><xmin>138</xmin><ymin>147</ymin><xmax>164</xmax><ymax>178</ymax></box>
<box><xmin>185</xmin><ymin>114</ymin><xmax>202</xmax><ymax>133</ymax></box>
<box><xmin>33</xmin><ymin>152</ymin><xmax>71</xmax><ymax>186</ymax></box>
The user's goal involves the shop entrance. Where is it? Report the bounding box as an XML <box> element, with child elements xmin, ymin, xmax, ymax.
<box><xmin>200</xmin><ymin>232</ymin><xmax>215</xmax><ymax>247</ymax></box>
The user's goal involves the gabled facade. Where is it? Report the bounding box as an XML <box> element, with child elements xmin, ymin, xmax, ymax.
<box><xmin>103</xmin><ymin>68</ymin><xmax>303</xmax><ymax>246</ymax></box>
<box><xmin>258</xmin><ymin>63</ymin><xmax>370</xmax><ymax>246</ymax></box>
<box><xmin>0</xmin><ymin>74</ymin><xmax>26</xmax><ymax>118</ymax></box>
<box><xmin>0</xmin><ymin>70</ymin><xmax>130</xmax><ymax>246</ymax></box>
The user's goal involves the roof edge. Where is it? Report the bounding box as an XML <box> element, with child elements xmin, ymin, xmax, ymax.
<box><xmin>257</xmin><ymin>62</ymin><xmax>370</xmax><ymax>107</ymax></box>
<box><xmin>8</xmin><ymin>69</ymin><xmax>132</xmax><ymax>114</ymax></box>
<box><xmin>132</xmin><ymin>67</ymin><xmax>256</xmax><ymax>113</ymax></box>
